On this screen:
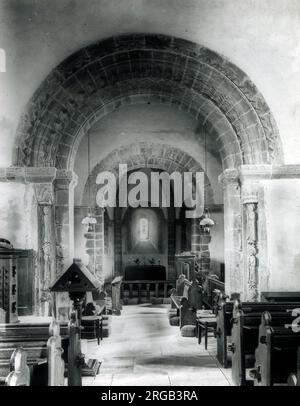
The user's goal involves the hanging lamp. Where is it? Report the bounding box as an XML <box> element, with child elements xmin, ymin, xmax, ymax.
<box><xmin>199</xmin><ymin>131</ymin><xmax>215</xmax><ymax>233</ymax></box>
<box><xmin>81</xmin><ymin>131</ymin><xmax>97</xmax><ymax>232</ymax></box>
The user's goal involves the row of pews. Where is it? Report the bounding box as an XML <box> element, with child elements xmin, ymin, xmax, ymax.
<box><xmin>0</xmin><ymin>319</ymin><xmax>67</xmax><ymax>386</ymax></box>
<box><xmin>167</xmin><ymin>275</ymin><xmax>300</xmax><ymax>386</ymax></box>
<box><xmin>212</xmin><ymin>294</ymin><xmax>300</xmax><ymax>386</ymax></box>
<box><xmin>0</xmin><ymin>309</ymin><xmax>107</xmax><ymax>386</ymax></box>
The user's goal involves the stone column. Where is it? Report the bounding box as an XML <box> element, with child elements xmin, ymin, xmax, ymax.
<box><xmin>84</xmin><ymin>207</ymin><xmax>105</xmax><ymax>284</ymax></box>
<box><xmin>54</xmin><ymin>170</ymin><xmax>78</xmax><ymax>274</ymax></box>
<box><xmin>31</xmin><ymin>169</ymin><xmax>56</xmax><ymax>316</ymax></box>
<box><xmin>241</xmin><ymin>179</ymin><xmax>260</xmax><ymax>301</ymax></box>
<box><xmin>219</xmin><ymin>169</ymin><xmax>243</xmax><ymax>298</ymax></box>
<box><xmin>54</xmin><ymin>170</ymin><xmax>77</xmax><ymax>320</ymax></box>
<box><xmin>239</xmin><ymin>165</ymin><xmax>272</xmax><ymax>301</ymax></box>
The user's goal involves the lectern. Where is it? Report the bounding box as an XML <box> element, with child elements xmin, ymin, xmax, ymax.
<box><xmin>50</xmin><ymin>258</ymin><xmax>101</xmax><ymax>386</ymax></box>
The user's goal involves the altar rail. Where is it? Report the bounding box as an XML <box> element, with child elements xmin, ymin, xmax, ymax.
<box><xmin>121</xmin><ymin>280</ymin><xmax>176</xmax><ymax>303</ymax></box>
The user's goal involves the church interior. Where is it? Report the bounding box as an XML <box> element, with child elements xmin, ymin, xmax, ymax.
<box><xmin>0</xmin><ymin>0</ymin><xmax>300</xmax><ymax>387</ymax></box>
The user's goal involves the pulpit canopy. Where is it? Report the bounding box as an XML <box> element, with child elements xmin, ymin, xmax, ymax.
<box><xmin>50</xmin><ymin>258</ymin><xmax>101</xmax><ymax>293</ymax></box>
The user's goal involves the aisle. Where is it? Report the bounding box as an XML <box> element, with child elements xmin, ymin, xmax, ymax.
<box><xmin>83</xmin><ymin>304</ymin><xmax>232</xmax><ymax>386</ymax></box>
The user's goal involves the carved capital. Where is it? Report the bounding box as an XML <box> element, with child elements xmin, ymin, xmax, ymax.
<box><xmin>241</xmin><ymin>181</ymin><xmax>259</xmax><ymax>204</ymax></box>
<box><xmin>34</xmin><ymin>183</ymin><xmax>54</xmax><ymax>205</ymax></box>
<box><xmin>218</xmin><ymin>169</ymin><xmax>239</xmax><ymax>188</ymax></box>
<box><xmin>55</xmin><ymin>170</ymin><xmax>78</xmax><ymax>189</ymax></box>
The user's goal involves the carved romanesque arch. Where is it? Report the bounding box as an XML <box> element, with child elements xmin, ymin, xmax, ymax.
<box><xmin>13</xmin><ymin>34</ymin><xmax>283</xmax><ymax>170</ymax></box>
<box><xmin>81</xmin><ymin>142</ymin><xmax>214</xmax><ymax>206</ymax></box>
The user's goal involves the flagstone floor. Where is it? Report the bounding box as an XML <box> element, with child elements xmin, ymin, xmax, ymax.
<box><xmin>82</xmin><ymin>304</ymin><xmax>233</xmax><ymax>386</ymax></box>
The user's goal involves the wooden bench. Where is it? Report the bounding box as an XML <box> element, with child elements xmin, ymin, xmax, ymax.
<box><xmin>250</xmin><ymin>311</ymin><xmax>300</xmax><ymax>386</ymax></box>
<box><xmin>0</xmin><ymin>321</ymin><xmax>68</xmax><ymax>384</ymax></box>
<box><xmin>230</xmin><ymin>300</ymin><xmax>300</xmax><ymax>386</ymax></box>
<box><xmin>3</xmin><ymin>320</ymin><xmax>66</xmax><ymax>386</ymax></box>
<box><xmin>202</xmin><ymin>277</ymin><xmax>225</xmax><ymax>311</ymax></box>
<box><xmin>5</xmin><ymin>348</ymin><xmax>30</xmax><ymax>386</ymax></box>
<box><xmin>287</xmin><ymin>347</ymin><xmax>300</xmax><ymax>386</ymax></box>
<box><xmin>261</xmin><ymin>292</ymin><xmax>300</xmax><ymax>303</ymax></box>
<box><xmin>215</xmin><ymin>293</ymin><xmax>238</xmax><ymax>368</ymax></box>
<box><xmin>215</xmin><ymin>294</ymin><xmax>300</xmax><ymax>368</ymax></box>
<box><xmin>168</xmin><ymin>276</ymin><xmax>191</xmax><ymax>325</ymax></box>
<box><xmin>170</xmin><ymin>280</ymin><xmax>203</xmax><ymax>335</ymax></box>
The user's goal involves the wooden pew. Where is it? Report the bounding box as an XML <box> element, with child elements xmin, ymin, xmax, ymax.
<box><xmin>287</xmin><ymin>347</ymin><xmax>300</xmax><ymax>386</ymax></box>
<box><xmin>4</xmin><ymin>319</ymin><xmax>65</xmax><ymax>386</ymax></box>
<box><xmin>215</xmin><ymin>294</ymin><xmax>300</xmax><ymax>369</ymax></box>
<box><xmin>230</xmin><ymin>300</ymin><xmax>300</xmax><ymax>386</ymax></box>
<box><xmin>170</xmin><ymin>280</ymin><xmax>203</xmax><ymax>331</ymax></box>
<box><xmin>5</xmin><ymin>348</ymin><xmax>30</xmax><ymax>386</ymax></box>
<box><xmin>168</xmin><ymin>276</ymin><xmax>191</xmax><ymax>325</ymax></box>
<box><xmin>0</xmin><ymin>321</ymin><xmax>68</xmax><ymax>383</ymax></box>
<box><xmin>250</xmin><ymin>312</ymin><xmax>300</xmax><ymax>386</ymax></box>
<box><xmin>215</xmin><ymin>294</ymin><xmax>231</xmax><ymax>367</ymax></box>
<box><xmin>202</xmin><ymin>276</ymin><xmax>225</xmax><ymax>311</ymax></box>
<box><xmin>261</xmin><ymin>292</ymin><xmax>300</xmax><ymax>303</ymax></box>
<box><xmin>47</xmin><ymin>320</ymin><xmax>65</xmax><ymax>386</ymax></box>
<box><xmin>215</xmin><ymin>293</ymin><xmax>240</xmax><ymax>368</ymax></box>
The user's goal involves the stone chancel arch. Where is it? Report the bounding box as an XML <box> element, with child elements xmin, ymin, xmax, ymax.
<box><xmin>14</xmin><ymin>34</ymin><xmax>283</xmax><ymax>170</ymax></box>
<box><xmin>10</xmin><ymin>33</ymin><xmax>286</xmax><ymax>308</ymax></box>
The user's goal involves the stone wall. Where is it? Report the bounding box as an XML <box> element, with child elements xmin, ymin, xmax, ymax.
<box><xmin>263</xmin><ymin>178</ymin><xmax>300</xmax><ymax>291</ymax></box>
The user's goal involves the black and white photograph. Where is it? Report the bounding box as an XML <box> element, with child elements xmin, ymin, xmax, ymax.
<box><xmin>0</xmin><ymin>0</ymin><xmax>300</xmax><ymax>392</ymax></box>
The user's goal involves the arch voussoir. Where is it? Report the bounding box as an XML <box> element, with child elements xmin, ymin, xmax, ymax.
<box><xmin>13</xmin><ymin>34</ymin><xmax>283</xmax><ymax>169</ymax></box>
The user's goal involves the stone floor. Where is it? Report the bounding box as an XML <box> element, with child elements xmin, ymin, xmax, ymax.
<box><xmin>82</xmin><ymin>304</ymin><xmax>233</xmax><ymax>386</ymax></box>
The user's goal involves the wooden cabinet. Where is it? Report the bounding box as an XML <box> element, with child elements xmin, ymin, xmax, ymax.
<box><xmin>0</xmin><ymin>247</ymin><xmax>34</xmax><ymax>322</ymax></box>
<box><xmin>0</xmin><ymin>249</ymin><xmax>19</xmax><ymax>323</ymax></box>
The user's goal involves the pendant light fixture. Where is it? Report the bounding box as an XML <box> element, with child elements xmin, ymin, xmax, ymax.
<box><xmin>199</xmin><ymin>131</ymin><xmax>215</xmax><ymax>233</ymax></box>
<box><xmin>81</xmin><ymin>131</ymin><xmax>97</xmax><ymax>232</ymax></box>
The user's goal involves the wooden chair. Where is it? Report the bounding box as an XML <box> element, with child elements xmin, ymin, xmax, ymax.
<box><xmin>196</xmin><ymin>310</ymin><xmax>217</xmax><ymax>349</ymax></box>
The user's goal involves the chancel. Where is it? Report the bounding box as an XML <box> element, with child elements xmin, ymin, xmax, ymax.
<box><xmin>0</xmin><ymin>0</ymin><xmax>300</xmax><ymax>387</ymax></box>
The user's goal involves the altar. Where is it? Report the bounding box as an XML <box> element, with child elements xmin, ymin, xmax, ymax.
<box><xmin>124</xmin><ymin>265</ymin><xmax>166</xmax><ymax>281</ymax></box>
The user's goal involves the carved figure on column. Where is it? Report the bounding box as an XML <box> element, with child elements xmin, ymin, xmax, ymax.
<box><xmin>40</xmin><ymin>206</ymin><xmax>54</xmax><ymax>316</ymax></box>
<box><xmin>34</xmin><ymin>183</ymin><xmax>54</xmax><ymax>205</ymax></box>
<box><xmin>247</xmin><ymin>239</ymin><xmax>258</xmax><ymax>298</ymax></box>
<box><xmin>246</xmin><ymin>203</ymin><xmax>258</xmax><ymax>301</ymax></box>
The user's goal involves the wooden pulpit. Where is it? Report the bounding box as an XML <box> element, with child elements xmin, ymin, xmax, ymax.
<box><xmin>50</xmin><ymin>258</ymin><xmax>101</xmax><ymax>386</ymax></box>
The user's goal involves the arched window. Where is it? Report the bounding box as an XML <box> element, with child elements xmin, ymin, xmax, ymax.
<box><xmin>139</xmin><ymin>218</ymin><xmax>149</xmax><ymax>241</ymax></box>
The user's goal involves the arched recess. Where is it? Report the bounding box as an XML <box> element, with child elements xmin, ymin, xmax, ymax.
<box><xmin>78</xmin><ymin>143</ymin><xmax>217</xmax><ymax>283</ymax></box>
<box><xmin>13</xmin><ymin>33</ymin><xmax>283</xmax><ymax>170</ymax></box>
